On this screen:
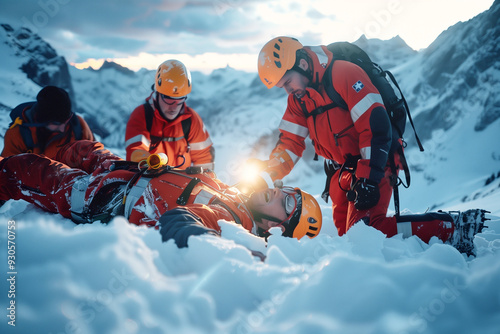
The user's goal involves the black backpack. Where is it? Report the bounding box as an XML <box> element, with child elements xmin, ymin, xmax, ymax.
<box><xmin>322</xmin><ymin>42</ymin><xmax>423</xmax><ymax>152</ymax></box>
<box><xmin>311</xmin><ymin>42</ymin><xmax>423</xmax><ymax>216</ymax></box>
<box><xmin>142</xmin><ymin>102</ymin><xmax>192</xmax><ymax>152</ymax></box>
<box><xmin>9</xmin><ymin>102</ymin><xmax>83</xmax><ymax>153</ymax></box>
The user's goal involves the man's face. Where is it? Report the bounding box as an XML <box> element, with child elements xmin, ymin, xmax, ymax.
<box><xmin>248</xmin><ymin>188</ymin><xmax>297</xmax><ymax>232</ymax></box>
<box><xmin>45</xmin><ymin>116</ymin><xmax>72</xmax><ymax>133</ymax></box>
<box><xmin>158</xmin><ymin>93</ymin><xmax>186</xmax><ymax>120</ymax></box>
<box><xmin>276</xmin><ymin>69</ymin><xmax>309</xmax><ymax>99</ymax></box>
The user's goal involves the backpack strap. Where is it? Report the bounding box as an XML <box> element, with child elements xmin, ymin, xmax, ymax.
<box><xmin>143</xmin><ymin>102</ymin><xmax>192</xmax><ymax>152</ymax></box>
<box><xmin>388</xmin><ymin>143</ymin><xmax>411</xmax><ymax>218</ymax></box>
<box><xmin>19</xmin><ymin>124</ymin><xmax>35</xmax><ymax>153</ymax></box>
<box><xmin>181</xmin><ymin>117</ymin><xmax>192</xmax><ymax>143</ymax></box>
<box><xmin>322</xmin><ymin>61</ymin><xmax>348</xmax><ymax>111</ymax></box>
<box><xmin>9</xmin><ymin>103</ymin><xmax>37</xmax><ymax>152</ymax></box>
<box><xmin>385</xmin><ymin>70</ymin><xmax>424</xmax><ymax>152</ymax></box>
<box><xmin>69</xmin><ymin>114</ymin><xmax>83</xmax><ymax>140</ymax></box>
<box><xmin>143</xmin><ymin>102</ymin><xmax>154</xmax><ymax>133</ymax></box>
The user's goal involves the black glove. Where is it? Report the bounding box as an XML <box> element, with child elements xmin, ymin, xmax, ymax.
<box><xmin>158</xmin><ymin>208</ymin><xmax>219</xmax><ymax>247</ymax></box>
<box><xmin>352</xmin><ymin>178</ymin><xmax>380</xmax><ymax>211</ymax></box>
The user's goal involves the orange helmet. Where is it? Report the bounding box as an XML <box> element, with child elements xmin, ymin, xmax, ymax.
<box><xmin>155</xmin><ymin>59</ymin><xmax>192</xmax><ymax>97</ymax></box>
<box><xmin>283</xmin><ymin>187</ymin><xmax>322</xmax><ymax>239</ymax></box>
<box><xmin>258</xmin><ymin>36</ymin><xmax>303</xmax><ymax>89</ymax></box>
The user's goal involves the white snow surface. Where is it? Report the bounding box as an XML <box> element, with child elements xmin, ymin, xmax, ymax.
<box><xmin>1</xmin><ymin>201</ymin><xmax>499</xmax><ymax>334</ymax></box>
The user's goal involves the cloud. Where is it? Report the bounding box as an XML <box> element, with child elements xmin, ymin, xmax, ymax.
<box><xmin>0</xmin><ymin>0</ymin><xmax>495</xmax><ymax>72</ymax></box>
<box><xmin>0</xmin><ymin>0</ymin><xmax>268</xmax><ymax>57</ymax></box>
<box><xmin>306</xmin><ymin>8</ymin><xmax>333</xmax><ymax>20</ymax></box>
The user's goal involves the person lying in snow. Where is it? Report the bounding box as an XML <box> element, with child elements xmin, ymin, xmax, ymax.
<box><xmin>0</xmin><ymin>140</ymin><xmax>323</xmax><ymax>248</ymax></box>
<box><xmin>0</xmin><ymin>140</ymin><xmax>488</xmax><ymax>255</ymax></box>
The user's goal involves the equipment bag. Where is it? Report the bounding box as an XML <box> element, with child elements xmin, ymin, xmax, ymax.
<box><xmin>323</xmin><ymin>41</ymin><xmax>423</xmax><ymax>153</ymax></box>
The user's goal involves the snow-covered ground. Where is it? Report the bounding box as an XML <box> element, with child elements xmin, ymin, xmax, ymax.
<box><xmin>1</xmin><ymin>198</ymin><xmax>499</xmax><ymax>334</ymax></box>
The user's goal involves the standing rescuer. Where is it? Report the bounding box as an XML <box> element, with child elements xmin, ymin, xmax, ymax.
<box><xmin>125</xmin><ymin>59</ymin><xmax>215</xmax><ymax>170</ymax></box>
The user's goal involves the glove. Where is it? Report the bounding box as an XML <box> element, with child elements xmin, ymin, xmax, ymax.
<box><xmin>266</xmin><ymin>151</ymin><xmax>294</xmax><ymax>181</ymax></box>
<box><xmin>158</xmin><ymin>208</ymin><xmax>219</xmax><ymax>247</ymax></box>
<box><xmin>351</xmin><ymin>178</ymin><xmax>380</xmax><ymax>211</ymax></box>
<box><xmin>244</xmin><ymin>158</ymin><xmax>285</xmax><ymax>189</ymax></box>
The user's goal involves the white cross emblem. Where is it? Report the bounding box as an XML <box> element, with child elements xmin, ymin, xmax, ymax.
<box><xmin>352</xmin><ymin>80</ymin><xmax>364</xmax><ymax>93</ymax></box>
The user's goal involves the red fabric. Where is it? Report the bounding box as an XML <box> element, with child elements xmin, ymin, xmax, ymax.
<box><xmin>330</xmin><ymin>166</ymin><xmax>395</xmax><ymax>236</ymax></box>
<box><xmin>410</xmin><ymin>220</ymin><xmax>454</xmax><ymax>243</ymax></box>
<box><xmin>270</xmin><ymin>47</ymin><xmax>386</xmax><ymax>179</ymax></box>
<box><xmin>0</xmin><ymin>140</ymin><xmax>253</xmax><ymax>234</ymax></box>
<box><xmin>125</xmin><ymin>94</ymin><xmax>214</xmax><ymax>167</ymax></box>
<box><xmin>0</xmin><ymin>154</ymin><xmax>86</xmax><ymax>218</ymax></box>
<box><xmin>268</xmin><ymin>45</ymin><xmax>452</xmax><ymax>243</ymax></box>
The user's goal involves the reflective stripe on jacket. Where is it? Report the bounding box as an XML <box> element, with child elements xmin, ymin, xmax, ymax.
<box><xmin>270</xmin><ymin>45</ymin><xmax>391</xmax><ymax>182</ymax></box>
<box><xmin>125</xmin><ymin>94</ymin><xmax>214</xmax><ymax>168</ymax></box>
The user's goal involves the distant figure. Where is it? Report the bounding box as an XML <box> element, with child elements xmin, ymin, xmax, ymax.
<box><xmin>125</xmin><ymin>59</ymin><xmax>215</xmax><ymax>170</ymax></box>
<box><xmin>1</xmin><ymin>85</ymin><xmax>94</xmax><ymax>159</ymax></box>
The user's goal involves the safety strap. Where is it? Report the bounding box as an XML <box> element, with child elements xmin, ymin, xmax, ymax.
<box><xmin>211</xmin><ymin>198</ymin><xmax>243</xmax><ymax>226</ymax></box>
<box><xmin>143</xmin><ymin>102</ymin><xmax>192</xmax><ymax>152</ymax></box>
<box><xmin>176</xmin><ymin>177</ymin><xmax>201</xmax><ymax>205</ymax></box>
<box><xmin>321</xmin><ymin>155</ymin><xmax>360</xmax><ymax>203</ymax></box>
<box><xmin>70</xmin><ymin>175</ymin><xmax>91</xmax><ymax>224</ymax></box>
<box><xmin>388</xmin><ymin>144</ymin><xmax>411</xmax><ymax>218</ymax></box>
<box><xmin>321</xmin><ymin>160</ymin><xmax>340</xmax><ymax>203</ymax></box>
<box><xmin>123</xmin><ymin>175</ymin><xmax>151</xmax><ymax>218</ymax></box>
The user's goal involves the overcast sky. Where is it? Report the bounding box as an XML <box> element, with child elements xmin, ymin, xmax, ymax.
<box><xmin>1</xmin><ymin>0</ymin><xmax>495</xmax><ymax>73</ymax></box>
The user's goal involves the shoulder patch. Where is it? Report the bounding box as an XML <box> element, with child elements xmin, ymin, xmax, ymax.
<box><xmin>352</xmin><ymin>80</ymin><xmax>364</xmax><ymax>93</ymax></box>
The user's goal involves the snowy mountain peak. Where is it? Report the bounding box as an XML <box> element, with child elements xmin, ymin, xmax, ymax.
<box><xmin>1</xmin><ymin>23</ymin><xmax>73</xmax><ymax>96</ymax></box>
<box><xmin>97</xmin><ymin>60</ymin><xmax>136</xmax><ymax>76</ymax></box>
<box><xmin>352</xmin><ymin>34</ymin><xmax>417</xmax><ymax>69</ymax></box>
<box><xmin>408</xmin><ymin>0</ymin><xmax>500</xmax><ymax>140</ymax></box>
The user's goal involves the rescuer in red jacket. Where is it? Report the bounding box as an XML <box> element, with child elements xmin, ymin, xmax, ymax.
<box><xmin>255</xmin><ymin>37</ymin><xmax>487</xmax><ymax>255</ymax></box>
<box><xmin>0</xmin><ymin>140</ymin><xmax>322</xmax><ymax>247</ymax></box>
<box><xmin>125</xmin><ymin>60</ymin><xmax>214</xmax><ymax>170</ymax></box>
<box><xmin>1</xmin><ymin>86</ymin><xmax>94</xmax><ymax>159</ymax></box>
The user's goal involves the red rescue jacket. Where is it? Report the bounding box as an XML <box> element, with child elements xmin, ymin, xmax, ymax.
<box><xmin>1</xmin><ymin>104</ymin><xmax>94</xmax><ymax>159</ymax></box>
<box><xmin>125</xmin><ymin>93</ymin><xmax>214</xmax><ymax>169</ymax></box>
<box><xmin>271</xmin><ymin>45</ymin><xmax>392</xmax><ymax>183</ymax></box>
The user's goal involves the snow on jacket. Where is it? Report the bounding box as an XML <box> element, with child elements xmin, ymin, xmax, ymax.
<box><xmin>125</xmin><ymin>94</ymin><xmax>214</xmax><ymax>169</ymax></box>
<box><xmin>0</xmin><ymin>140</ymin><xmax>254</xmax><ymax>236</ymax></box>
<box><xmin>125</xmin><ymin>168</ymin><xmax>255</xmax><ymax>233</ymax></box>
<box><xmin>271</xmin><ymin>45</ymin><xmax>392</xmax><ymax>183</ymax></box>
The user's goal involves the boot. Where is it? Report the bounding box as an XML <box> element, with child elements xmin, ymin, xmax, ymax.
<box><xmin>447</xmin><ymin>209</ymin><xmax>490</xmax><ymax>256</ymax></box>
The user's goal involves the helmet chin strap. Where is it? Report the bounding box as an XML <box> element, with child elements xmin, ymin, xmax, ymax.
<box><xmin>292</xmin><ymin>65</ymin><xmax>312</xmax><ymax>82</ymax></box>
